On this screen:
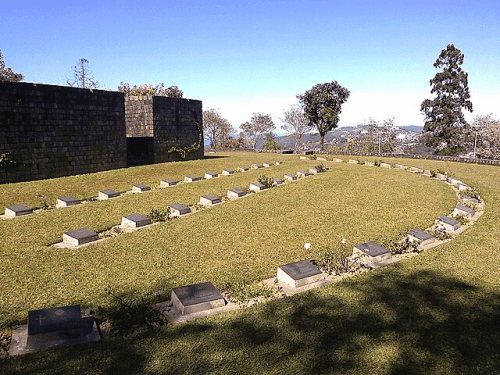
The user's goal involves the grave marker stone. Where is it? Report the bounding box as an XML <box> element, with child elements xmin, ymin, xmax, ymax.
<box><xmin>284</xmin><ymin>173</ymin><xmax>297</xmax><ymax>181</ymax></box>
<box><xmin>380</xmin><ymin>163</ymin><xmax>391</xmax><ymax>169</ymax></box>
<box><xmin>132</xmin><ymin>184</ymin><xmax>150</xmax><ymax>193</ymax></box>
<box><xmin>353</xmin><ymin>242</ymin><xmax>392</xmax><ymax>264</ymax></box>
<box><xmin>435</xmin><ymin>216</ymin><xmax>460</xmax><ymax>232</ymax></box>
<box><xmin>98</xmin><ymin>189</ymin><xmax>118</xmax><ymax>200</ymax></box>
<box><xmin>204</xmin><ymin>172</ymin><xmax>218</xmax><ymax>179</ymax></box>
<box><xmin>56</xmin><ymin>197</ymin><xmax>80</xmax><ymax>208</ymax></box>
<box><xmin>222</xmin><ymin>169</ymin><xmax>234</xmax><ymax>175</ymax></box>
<box><xmin>349</xmin><ymin>159</ymin><xmax>358</xmax><ymax>164</ymax></box>
<box><xmin>228</xmin><ymin>188</ymin><xmax>246</xmax><ymax>198</ymax></box>
<box><xmin>168</xmin><ymin>203</ymin><xmax>191</xmax><ymax>217</ymax></box>
<box><xmin>250</xmin><ymin>182</ymin><xmax>265</xmax><ymax>192</ymax></box>
<box><xmin>449</xmin><ymin>178</ymin><xmax>463</xmax><ymax>186</ymax></box>
<box><xmin>200</xmin><ymin>194</ymin><xmax>221</xmax><ymax>206</ymax></box>
<box><xmin>121</xmin><ymin>214</ymin><xmax>151</xmax><ymax>229</ymax></box>
<box><xmin>317</xmin><ymin>157</ymin><xmax>327</xmax><ymax>161</ymax></box>
<box><xmin>333</xmin><ymin>158</ymin><xmax>343</xmax><ymax>162</ymax></box>
<box><xmin>275</xmin><ymin>161</ymin><xmax>282</xmax><ymax>165</ymax></box>
<box><xmin>22</xmin><ymin>305</ymin><xmax>100</xmax><ymax>351</ymax></box>
<box><xmin>277</xmin><ymin>260</ymin><xmax>324</xmax><ymax>288</ymax></box>
<box><xmin>238</xmin><ymin>167</ymin><xmax>249</xmax><ymax>172</ymax></box>
<box><xmin>309</xmin><ymin>168</ymin><xmax>318</xmax><ymax>175</ymax></box>
<box><xmin>185</xmin><ymin>175</ymin><xmax>201</xmax><ymax>182</ymax></box>
<box><xmin>297</xmin><ymin>170</ymin><xmax>310</xmax><ymax>177</ymax></box>
<box><xmin>251</xmin><ymin>164</ymin><xmax>263</xmax><ymax>169</ymax></box>
<box><xmin>299</xmin><ymin>156</ymin><xmax>307</xmax><ymax>160</ymax></box>
<box><xmin>263</xmin><ymin>162</ymin><xmax>273</xmax><ymax>167</ymax></box>
<box><xmin>408</xmin><ymin>228</ymin><xmax>435</xmax><ymax>246</ymax></box>
<box><xmin>160</xmin><ymin>179</ymin><xmax>178</xmax><ymax>187</ymax></box>
<box><xmin>5</xmin><ymin>204</ymin><xmax>33</xmax><ymax>218</ymax></box>
<box><xmin>273</xmin><ymin>178</ymin><xmax>284</xmax><ymax>186</ymax></box>
<box><xmin>457</xmin><ymin>183</ymin><xmax>470</xmax><ymax>192</ymax></box>
<box><xmin>435</xmin><ymin>173</ymin><xmax>447</xmax><ymax>180</ymax></box>
<box><xmin>409</xmin><ymin>167</ymin><xmax>423</xmax><ymax>173</ymax></box>
<box><xmin>365</xmin><ymin>161</ymin><xmax>374</xmax><ymax>166</ymax></box>
<box><xmin>453</xmin><ymin>204</ymin><xmax>475</xmax><ymax>218</ymax></box>
<box><xmin>422</xmin><ymin>170</ymin><xmax>432</xmax><ymax>176</ymax></box>
<box><xmin>171</xmin><ymin>282</ymin><xmax>225</xmax><ymax>315</ymax></box>
<box><xmin>63</xmin><ymin>228</ymin><xmax>98</xmax><ymax>246</ymax></box>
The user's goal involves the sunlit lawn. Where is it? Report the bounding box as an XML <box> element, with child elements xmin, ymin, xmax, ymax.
<box><xmin>1</xmin><ymin>152</ymin><xmax>499</xmax><ymax>374</ymax></box>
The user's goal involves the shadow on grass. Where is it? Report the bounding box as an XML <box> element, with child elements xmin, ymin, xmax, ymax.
<box><xmin>202</xmin><ymin>154</ymin><xmax>229</xmax><ymax>160</ymax></box>
<box><xmin>2</xmin><ymin>269</ymin><xmax>499</xmax><ymax>374</ymax></box>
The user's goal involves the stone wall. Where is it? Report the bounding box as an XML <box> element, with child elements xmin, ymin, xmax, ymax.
<box><xmin>0</xmin><ymin>81</ymin><xmax>127</xmax><ymax>184</ymax></box>
<box><xmin>124</xmin><ymin>95</ymin><xmax>203</xmax><ymax>163</ymax></box>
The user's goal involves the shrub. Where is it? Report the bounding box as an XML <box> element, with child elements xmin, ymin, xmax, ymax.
<box><xmin>308</xmin><ymin>154</ymin><xmax>317</xmax><ymax>160</ymax></box>
<box><xmin>430</xmin><ymin>229</ymin><xmax>452</xmax><ymax>241</ymax></box>
<box><xmin>147</xmin><ymin>208</ymin><xmax>170</xmax><ymax>222</ymax></box>
<box><xmin>453</xmin><ymin>214</ymin><xmax>470</xmax><ymax>226</ymax></box>
<box><xmin>223</xmin><ymin>280</ymin><xmax>275</xmax><ymax>302</ymax></box>
<box><xmin>314</xmin><ymin>163</ymin><xmax>327</xmax><ymax>173</ymax></box>
<box><xmin>357</xmin><ymin>158</ymin><xmax>365</xmax><ymax>165</ymax></box>
<box><xmin>382</xmin><ymin>236</ymin><xmax>421</xmax><ymax>254</ymax></box>
<box><xmin>257</xmin><ymin>175</ymin><xmax>274</xmax><ymax>189</ymax></box>
<box><xmin>36</xmin><ymin>193</ymin><xmax>50</xmax><ymax>210</ymax></box>
<box><xmin>374</xmin><ymin>159</ymin><xmax>382</xmax><ymax>167</ymax></box>
<box><xmin>314</xmin><ymin>242</ymin><xmax>358</xmax><ymax>276</ymax></box>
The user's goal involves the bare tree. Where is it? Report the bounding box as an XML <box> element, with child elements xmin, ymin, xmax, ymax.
<box><xmin>472</xmin><ymin>114</ymin><xmax>500</xmax><ymax>159</ymax></box>
<box><xmin>280</xmin><ymin>104</ymin><xmax>314</xmax><ymax>151</ymax></box>
<box><xmin>67</xmin><ymin>58</ymin><xmax>99</xmax><ymax>89</ymax></box>
<box><xmin>118</xmin><ymin>82</ymin><xmax>183</xmax><ymax>98</ymax></box>
<box><xmin>203</xmin><ymin>108</ymin><xmax>235</xmax><ymax>150</ymax></box>
<box><xmin>240</xmin><ymin>113</ymin><xmax>276</xmax><ymax>150</ymax></box>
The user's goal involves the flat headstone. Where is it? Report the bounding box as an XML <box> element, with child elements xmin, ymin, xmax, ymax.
<box><xmin>8</xmin><ymin>304</ymin><xmax>101</xmax><ymax>355</ymax></box>
<box><xmin>132</xmin><ymin>184</ymin><xmax>150</xmax><ymax>193</ymax></box>
<box><xmin>98</xmin><ymin>189</ymin><xmax>118</xmax><ymax>200</ymax></box>
<box><xmin>422</xmin><ymin>170</ymin><xmax>431</xmax><ymax>176</ymax></box>
<box><xmin>160</xmin><ymin>179</ymin><xmax>178</xmax><ymax>187</ymax></box>
<box><xmin>251</xmin><ymin>164</ymin><xmax>263</xmax><ymax>169</ymax></box>
<box><xmin>309</xmin><ymin>168</ymin><xmax>318</xmax><ymax>175</ymax></box>
<box><xmin>449</xmin><ymin>178</ymin><xmax>463</xmax><ymax>186</ymax></box>
<box><xmin>353</xmin><ymin>242</ymin><xmax>392</xmax><ymax>263</ymax></box>
<box><xmin>299</xmin><ymin>156</ymin><xmax>307</xmax><ymax>160</ymax></box>
<box><xmin>297</xmin><ymin>170</ymin><xmax>310</xmax><ymax>177</ymax></box>
<box><xmin>273</xmin><ymin>178</ymin><xmax>284</xmax><ymax>186</ymax></box>
<box><xmin>277</xmin><ymin>260</ymin><xmax>324</xmax><ymax>288</ymax></box>
<box><xmin>200</xmin><ymin>194</ymin><xmax>221</xmax><ymax>206</ymax></box>
<box><xmin>463</xmin><ymin>195</ymin><xmax>480</xmax><ymax>204</ymax></box>
<box><xmin>238</xmin><ymin>167</ymin><xmax>249</xmax><ymax>172</ymax></box>
<box><xmin>168</xmin><ymin>203</ymin><xmax>191</xmax><ymax>217</ymax></box>
<box><xmin>56</xmin><ymin>197</ymin><xmax>80</xmax><ymax>208</ymax></box>
<box><xmin>284</xmin><ymin>173</ymin><xmax>297</xmax><ymax>181</ymax></box>
<box><xmin>436</xmin><ymin>216</ymin><xmax>460</xmax><ymax>232</ymax></box>
<box><xmin>333</xmin><ymin>158</ymin><xmax>343</xmax><ymax>162</ymax></box>
<box><xmin>365</xmin><ymin>161</ymin><xmax>374</xmax><ymax>166</ymax></box>
<box><xmin>317</xmin><ymin>157</ymin><xmax>327</xmax><ymax>161</ymax></box>
<box><xmin>121</xmin><ymin>213</ymin><xmax>151</xmax><ymax>229</ymax></box>
<box><xmin>250</xmin><ymin>182</ymin><xmax>265</xmax><ymax>192</ymax></box>
<box><xmin>63</xmin><ymin>228</ymin><xmax>98</xmax><ymax>246</ymax></box>
<box><xmin>185</xmin><ymin>175</ymin><xmax>201</xmax><ymax>182</ymax></box>
<box><xmin>204</xmin><ymin>172</ymin><xmax>218</xmax><ymax>179</ymax></box>
<box><xmin>457</xmin><ymin>183</ymin><xmax>470</xmax><ymax>192</ymax></box>
<box><xmin>222</xmin><ymin>169</ymin><xmax>234</xmax><ymax>175</ymax></box>
<box><xmin>380</xmin><ymin>163</ymin><xmax>391</xmax><ymax>169</ymax></box>
<box><xmin>263</xmin><ymin>162</ymin><xmax>273</xmax><ymax>167</ymax></box>
<box><xmin>408</xmin><ymin>228</ymin><xmax>435</xmax><ymax>246</ymax></box>
<box><xmin>5</xmin><ymin>204</ymin><xmax>33</xmax><ymax>218</ymax></box>
<box><xmin>171</xmin><ymin>282</ymin><xmax>225</xmax><ymax>315</ymax></box>
<box><xmin>348</xmin><ymin>159</ymin><xmax>358</xmax><ymax>164</ymax></box>
<box><xmin>275</xmin><ymin>161</ymin><xmax>282</xmax><ymax>165</ymax></box>
<box><xmin>435</xmin><ymin>173</ymin><xmax>447</xmax><ymax>180</ymax></box>
<box><xmin>395</xmin><ymin>164</ymin><xmax>406</xmax><ymax>170</ymax></box>
<box><xmin>453</xmin><ymin>204</ymin><xmax>475</xmax><ymax>218</ymax></box>
<box><xmin>228</xmin><ymin>188</ymin><xmax>247</xmax><ymax>198</ymax></box>
<box><xmin>409</xmin><ymin>167</ymin><xmax>423</xmax><ymax>173</ymax></box>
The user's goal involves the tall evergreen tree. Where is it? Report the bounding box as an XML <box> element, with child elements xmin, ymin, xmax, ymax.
<box><xmin>420</xmin><ymin>44</ymin><xmax>473</xmax><ymax>155</ymax></box>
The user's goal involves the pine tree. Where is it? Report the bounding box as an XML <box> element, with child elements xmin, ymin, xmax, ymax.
<box><xmin>420</xmin><ymin>44</ymin><xmax>473</xmax><ymax>155</ymax></box>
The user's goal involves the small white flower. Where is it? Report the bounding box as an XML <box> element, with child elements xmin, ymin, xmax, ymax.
<box><xmin>304</xmin><ymin>243</ymin><xmax>311</xmax><ymax>249</ymax></box>
<box><xmin>341</xmin><ymin>238</ymin><xmax>347</xmax><ymax>244</ymax></box>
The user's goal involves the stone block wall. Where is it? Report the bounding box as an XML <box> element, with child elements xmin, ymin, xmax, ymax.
<box><xmin>152</xmin><ymin>96</ymin><xmax>203</xmax><ymax>162</ymax></box>
<box><xmin>0</xmin><ymin>81</ymin><xmax>127</xmax><ymax>184</ymax></box>
<box><xmin>124</xmin><ymin>96</ymin><xmax>154</xmax><ymax>137</ymax></box>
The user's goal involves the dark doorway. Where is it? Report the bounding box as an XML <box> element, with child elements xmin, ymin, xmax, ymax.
<box><xmin>127</xmin><ymin>137</ymin><xmax>154</xmax><ymax>166</ymax></box>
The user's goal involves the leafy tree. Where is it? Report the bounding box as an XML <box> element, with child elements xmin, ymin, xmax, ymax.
<box><xmin>118</xmin><ymin>82</ymin><xmax>184</xmax><ymax>98</ymax></box>
<box><xmin>263</xmin><ymin>132</ymin><xmax>280</xmax><ymax>150</ymax></box>
<box><xmin>202</xmin><ymin>108</ymin><xmax>235</xmax><ymax>150</ymax></box>
<box><xmin>360</xmin><ymin>117</ymin><xmax>397</xmax><ymax>153</ymax></box>
<box><xmin>280</xmin><ymin>104</ymin><xmax>314</xmax><ymax>151</ymax></box>
<box><xmin>472</xmin><ymin>114</ymin><xmax>500</xmax><ymax>159</ymax></box>
<box><xmin>297</xmin><ymin>81</ymin><xmax>350</xmax><ymax>151</ymax></box>
<box><xmin>0</xmin><ymin>49</ymin><xmax>24</xmax><ymax>82</ymax></box>
<box><xmin>420</xmin><ymin>44</ymin><xmax>473</xmax><ymax>155</ymax></box>
<box><xmin>240</xmin><ymin>113</ymin><xmax>276</xmax><ymax>150</ymax></box>
<box><xmin>67</xmin><ymin>58</ymin><xmax>99</xmax><ymax>89</ymax></box>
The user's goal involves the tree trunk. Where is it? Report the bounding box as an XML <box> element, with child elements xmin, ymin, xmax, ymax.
<box><xmin>320</xmin><ymin>133</ymin><xmax>325</xmax><ymax>151</ymax></box>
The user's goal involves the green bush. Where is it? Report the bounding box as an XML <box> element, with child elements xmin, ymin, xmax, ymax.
<box><xmin>314</xmin><ymin>163</ymin><xmax>327</xmax><ymax>173</ymax></box>
<box><xmin>257</xmin><ymin>175</ymin><xmax>274</xmax><ymax>189</ymax></box>
<box><xmin>147</xmin><ymin>208</ymin><xmax>170</xmax><ymax>222</ymax></box>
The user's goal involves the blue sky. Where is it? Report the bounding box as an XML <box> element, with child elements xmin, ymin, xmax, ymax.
<box><xmin>2</xmin><ymin>0</ymin><xmax>499</xmax><ymax>133</ymax></box>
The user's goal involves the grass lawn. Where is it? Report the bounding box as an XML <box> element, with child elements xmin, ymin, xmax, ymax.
<box><xmin>1</xmin><ymin>152</ymin><xmax>499</xmax><ymax>374</ymax></box>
